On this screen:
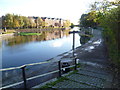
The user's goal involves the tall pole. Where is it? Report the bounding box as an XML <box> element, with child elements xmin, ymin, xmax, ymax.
<box><xmin>69</xmin><ymin>30</ymin><xmax>77</xmax><ymax>70</ymax></box>
<box><xmin>72</xmin><ymin>31</ymin><xmax>75</xmax><ymax>57</ymax></box>
<box><xmin>72</xmin><ymin>31</ymin><xmax>76</xmax><ymax>70</ymax></box>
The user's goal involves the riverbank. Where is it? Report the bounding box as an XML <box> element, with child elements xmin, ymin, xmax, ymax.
<box><xmin>18</xmin><ymin>32</ymin><xmax>42</xmax><ymax>35</ymax></box>
<box><xmin>0</xmin><ymin>27</ymin><xmax>70</xmax><ymax>37</ymax></box>
<box><xmin>33</xmin><ymin>28</ymin><xmax>118</xmax><ymax>88</ymax></box>
<box><xmin>0</xmin><ymin>33</ymin><xmax>14</xmax><ymax>40</ymax></box>
<box><xmin>0</xmin><ymin>27</ymin><xmax>70</xmax><ymax>40</ymax></box>
<box><xmin>16</xmin><ymin>27</ymin><xmax>70</xmax><ymax>33</ymax></box>
<box><xmin>2</xmin><ymin>28</ymin><xmax>118</xmax><ymax>88</ymax></box>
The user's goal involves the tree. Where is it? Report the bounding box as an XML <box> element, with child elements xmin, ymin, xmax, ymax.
<box><xmin>79</xmin><ymin>13</ymin><xmax>97</xmax><ymax>28</ymax></box>
<box><xmin>41</xmin><ymin>21</ymin><xmax>48</xmax><ymax>27</ymax></box>
<box><xmin>90</xmin><ymin>0</ymin><xmax>112</xmax><ymax>12</ymax></box>
<box><xmin>23</xmin><ymin>16</ymin><xmax>30</xmax><ymax>28</ymax></box>
<box><xmin>86</xmin><ymin>0</ymin><xmax>120</xmax><ymax>65</ymax></box>
<box><xmin>29</xmin><ymin>18</ymin><xmax>36</xmax><ymax>28</ymax></box>
<box><xmin>63</xmin><ymin>20</ymin><xmax>71</xmax><ymax>27</ymax></box>
<box><xmin>37</xmin><ymin>17</ymin><xmax>43</xmax><ymax>28</ymax></box>
<box><xmin>13</xmin><ymin>15</ymin><xmax>20</xmax><ymax>29</ymax></box>
<box><xmin>2</xmin><ymin>14</ymin><xmax>14</xmax><ymax>29</ymax></box>
<box><xmin>19</xmin><ymin>16</ymin><xmax>24</xmax><ymax>28</ymax></box>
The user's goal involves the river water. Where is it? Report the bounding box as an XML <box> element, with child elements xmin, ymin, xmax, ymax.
<box><xmin>2</xmin><ymin>27</ymin><xmax>81</xmax><ymax>69</ymax></box>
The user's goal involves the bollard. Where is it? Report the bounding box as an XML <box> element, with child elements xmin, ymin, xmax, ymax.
<box><xmin>21</xmin><ymin>66</ymin><xmax>27</xmax><ymax>89</ymax></box>
<box><xmin>58</xmin><ymin>61</ymin><xmax>61</xmax><ymax>77</ymax></box>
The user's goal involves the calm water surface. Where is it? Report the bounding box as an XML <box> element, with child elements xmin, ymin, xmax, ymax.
<box><xmin>2</xmin><ymin>27</ymin><xmax>81</xmax><ymax>68</ymax></box>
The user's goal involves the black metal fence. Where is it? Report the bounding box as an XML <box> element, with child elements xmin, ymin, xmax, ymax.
<box><xmin>0</xmin><ymin>57</ymin><xmax>77</xmax><ymax>89</ymax></box>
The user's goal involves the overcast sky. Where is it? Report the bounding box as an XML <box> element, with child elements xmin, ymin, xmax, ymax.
<box><xmin>0</xmin><ymin>0</ymin><xmax>113</xmax><ymax>24</ymax></box>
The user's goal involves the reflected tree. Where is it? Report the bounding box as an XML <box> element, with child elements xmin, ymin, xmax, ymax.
<box><xmin>5</xmin><ymin>29</ymin><xmax>70</xmax><ymax>46</ymax></box>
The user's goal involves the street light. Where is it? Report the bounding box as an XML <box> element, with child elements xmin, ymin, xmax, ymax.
<box><xmin>69</xmin><ymin>30</ymin><xmax>80</xmax><ymax>70</ymax></box>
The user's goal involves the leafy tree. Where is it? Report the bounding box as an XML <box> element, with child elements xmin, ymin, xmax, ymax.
<box><xmin>63</xmin><ymin>20</ymin><xmax>71</xmax><ymax>27</ymax></box>
<box><xmin>19</xmin><ymin>16</ymin><xmax>24</xmax><ymax>28</ymax></box>
<box><xmin>2</xmin><ymin>14</ymin><xmax>14</xmax><ymax>29</ymax></box>
<box><xmin>79</xmin><ymin>13</ymin><xmax>97</xmax><ymax>28</ymax></box>
<box><xmin>37</xmin><ymin>17</ymin><xmax>43</xmax><ymax>28</ymax></box>
<box><xmin>80</xmin><ymin>0</ymin><xmax>120</xmax><ymax>65</ymax></box>
<box><xmin>42</xmin><ymin>21</ymin><xmax>48</xmax><ymax>27</ymax></box>
<box><xmin>13</xmin><ymin>15</ymin><xmax>20</xmax><ymax>29</ymax></box>
<box><xmin>23</xmin><ymin>16</ymin><xmax>30</xmax><ymax>28</ymax></box>
<box><xmin>29</xmin><ymin>18</ymin><xmax>36</xmax><ymax>28</ymax></box>
<box><xmin>13</xmin><ymin>19</ymin><xmax>20</xmax><ymax>29</ymax></box>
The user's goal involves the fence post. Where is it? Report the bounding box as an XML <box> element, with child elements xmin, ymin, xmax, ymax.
<box><xmin>58</xmin><ymin>61</ymin><xmax>61</xmax><ymax>77</ymax></box>
<box><xmin>75</xmin><ymin>57</ymin><xmax>77</xmax><ymax>70</ymax></box>
<box><xmin>21</xmin><ymin>66</ymin><xmax>27</xmax><ymax>89</ymax></box>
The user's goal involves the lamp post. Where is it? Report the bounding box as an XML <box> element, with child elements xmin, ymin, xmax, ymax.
<box><xmin>69</xmin><ymin>30</ymin><xmax>80</xmax><ymax>70</ymax></box>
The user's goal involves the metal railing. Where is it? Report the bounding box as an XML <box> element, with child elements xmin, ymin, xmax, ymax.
<box><xmin>0</xmin><ymin>57</ymin><xmax>77</xmax><ymax>89</ymax></box>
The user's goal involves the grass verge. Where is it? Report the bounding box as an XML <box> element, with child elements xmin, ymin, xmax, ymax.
<box><xmin>39</xmin><ymin>77</ymin><xmax>69</xmax><ymax>89</ymax></box>
<box><xmin>18</xmin><ymin>32</ymin><xmax>42</xmax><ymax>35</ymax></box>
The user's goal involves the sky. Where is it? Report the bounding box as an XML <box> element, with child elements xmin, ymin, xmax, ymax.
<box><xmin>0</xmin><ymin>0</ymin><xmax>114</xmax><ymax>24</ymax></box>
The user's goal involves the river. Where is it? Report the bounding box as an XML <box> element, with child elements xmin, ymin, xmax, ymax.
<box><xmin>2</xmin><ymin>27</ymin><xmax>81</xmax><ymax>69</ymax></box>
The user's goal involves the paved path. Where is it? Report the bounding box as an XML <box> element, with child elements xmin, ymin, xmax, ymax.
<box><xmin>43</xmin><ymin>29</ymin><xmax>115</xmax><ymax>88</ymax></box>
<box><xmin>53</xmin><ymin>65</ymin><xmax>113</xmax><ymax>88</ymax></box>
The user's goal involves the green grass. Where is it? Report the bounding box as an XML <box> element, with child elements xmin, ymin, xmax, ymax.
<box><xmin>40</xmin><ymin>77</ymin><xmax>69</xmax><ymax>89</ymax></box>
<box><xmin>77</xmin><ymin>63</ymin><xmax>81</xmax><ymax>68</ymax></box>
<box><xmin>18</xmin><ymin>32</ymin><xmax>42</xmax><ymax>36</ymax></box>
<box><xmin>67</xmin><ymin>70</ymin><xmax>78</xmax><ymax>76</ymax></box>
<box><xmin>39</xmin><ymin>70</ymin><xmax>79</xmax><ymax>89</ymax></box>
<box><xmin>37</xmin><ymin>64</ymin><xmax>81</xmax><ymax>89</ymax></box>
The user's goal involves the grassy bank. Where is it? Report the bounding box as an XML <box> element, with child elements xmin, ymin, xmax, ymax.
<box><xmin>18</xmin><ymin>32</ymin><xmax>42</xmax><ymax>36</ymax></box>
<box><xmin>2</xmin><ymin>30</ymin><xmax>16</xmax><ymax>34</ymax></box>
<box><xmin>39</xmin><ymin>70</ymin><xmax>78</xmax><ymax>89</ymax></box>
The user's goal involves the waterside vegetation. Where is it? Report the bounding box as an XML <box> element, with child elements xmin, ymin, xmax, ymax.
<box><xmin>79</xmin><ymin>0</ymin><xmax>120</xmax><ymax>66</ymax></box>
<box><xmin>1</xmin><ymin>14</ymin><xmax>71</xmax><ymax>30</ymax></box>
<box><xmin>18</xmin><ymin>32</ymin><xmax>42</xmax><ymax>36</ymax></box>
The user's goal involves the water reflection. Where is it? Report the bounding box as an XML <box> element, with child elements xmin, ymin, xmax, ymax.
<box><xmin>2</xmin><ymin>29</ymin><xmax>81</xmax><ymax>68</ymax></box>
<box><xmin>0</xmin><ymin>41</ymin><xmax>1</xmax><ymax>48</ymax></box>
<box><xmin>3</xmin><ymin>30</ymin><xmax>70</xmax><ymax>47</ymax></box>
<box><xmin>52</xmin><ymin>41</ymin><xmax>63</xmax><ymax>47</ymax></box>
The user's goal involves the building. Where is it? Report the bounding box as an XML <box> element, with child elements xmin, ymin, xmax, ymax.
<box><xmin>28</xmin><ymin>16</ymin><xmax>70</xmax><ymax>28</ymax></box>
